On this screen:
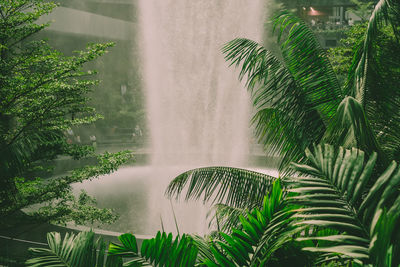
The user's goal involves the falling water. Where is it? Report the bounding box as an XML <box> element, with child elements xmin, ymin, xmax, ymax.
<box><xmin>139</xmin><ymin>1</ymin><xmax>265</xmax><ymax>166</ymax></box>
<box><xmin>72</xmin><ymin>1</ymin><xmax>267</xmax><ymax>236</ymax></box>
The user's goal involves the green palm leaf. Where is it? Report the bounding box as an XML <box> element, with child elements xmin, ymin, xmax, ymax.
<box><xmin>26</xmin><ymin>231</ymin><xmax>113</xmax><ymax>267</ymax></box>
<box><xmin>322</xmin><ymin>96</ymin><xmax>387</xmax><ymax>166</ymax></box>
<box><xmin>343</xmin><ymin>0</ymin><xmax>400</xmax><ymax>164</ymax></box>
<box><xmin>208</xmin><ymin>203</ymin><xmax>248</xmax><ymax>232</ymax></box>
<box><xmin>346</xmin><ymin>0</ymin><xmax>400</xmax><ymax>104</ymax></box>
<box><xmin>166</xmin><ymin>166</ymin><xmax>276</xmax><ymax>210</ymax></box>
<box><xmin>273</xmin><ymin>11</ymin><xmax>342</xmax><ymax>123</ymax></box>
<box><xmin>222</xmin><ymin>11</ymin><xmax>343</xmax><ymax>172</ymax></box>
<box><xmin>191</xmin><ymin>235</ymin><xmax>215</xmax><ymax>264</ymax></box>
<box><xmin>289</xmin><ymin>144</ymin><xmax>400</xmax><ymax>265</ymax></box>
<box><xmin>222</xmin><ymin>38</ymin><xmax>317</xmax><ymax>172</ymax></box>
<box><xmin>203</xmin><ymin>180</ymin><xmax>304</xmax><ymax>266</ymax></box>
<box><xmin>108</xmin><ymin>232</ymin><xmax>198</xmax><ymax>267</ymax></box>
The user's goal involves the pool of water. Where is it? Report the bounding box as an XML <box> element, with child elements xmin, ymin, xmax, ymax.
<box><xmin>73</xmin><ymin>165</ymin><xmax>278</xmax><ymax>236</ymax></box>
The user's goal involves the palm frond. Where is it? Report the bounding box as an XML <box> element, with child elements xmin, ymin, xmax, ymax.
<box><xmin>335</xmin><ymin>0</ymin><xmax>400</xmax><ymax>164</ymax></box>
<box><xmin>108</xmin><ymin>231</ymin><xmax>198</xmax><ymax>267</ymax></box>
<box><xmin>289</xmin><ymin>144</ymin><xmax>400</xmax><ymax>265</ymax></box>
<box><xmin>322</xmin><ymin>96</ymin><xmax>387</xmax><ymax>166</ymax></box>
<box><xmin>222</xmin><ymin>10</ymin><xmax>343</xmax><ymax>172</ymax></box>
<box><xmin>252</xmin><ymin>106</ymin><xmax>324</xmax><ymax>173</ymax></box>
<box><xmin>222</xmin><ymin>38</ymin><xmax>328</xmax><ymax>172</ymax></box>
<box><xmin>203</xmin><ymin>180</ymin><xmax>301</xmax><ymax>266</ymax></box>
<box><xmin>361</xmin><ymin>27</ymin><xmax>400</xmax><ymax>161</ymax></box>
<box><xmin>166</xmin><ymin>166</ymin><xmax>276</xmax><ymax>210</ymax></box>
<box><xmin>208</xmin><ymin>203</ymin><xmax>248</xmax><ymax>232</ymax></box>
<box><xmin>273</xmin><ymin>11</ymin><xmax>342</xmax><ymax>123</ymax></box>
<box><xmin>26</xmin><ymin>231</ymin><xmax>113</xmax><ymax>267</ymax></box>
<box><xmin>191</xmin><ymin>235</ymin><xmax>215</xmax><ymax>264</ymax></box>
<box><xmin>346</xmin><ymin>0</ymin><xmax>400</xmax><ymax>103</ymax></box>
<box><xmin>370</xmin><ymin>206</ymin><xmax>400</xmax><ymax>267</ymax></box>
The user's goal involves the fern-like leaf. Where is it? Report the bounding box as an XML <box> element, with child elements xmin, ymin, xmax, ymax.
<box><xmin>289</xmin><ymin>144</ymin><xmax>400</xmax><ymax>265</ymax></box>
<box><xmin>166</xmin><ymin>166</ymin><xmax>276</xmax><ymax>210</ymax></box>
<box><xmin>26</xmin><ymin>231</ymin><xmax>112</xmax><ymax>267</ymax></box>
<box><xmin>203</xmin><ymin>180</ymin><xmax>302</xmax><ymax>266</ymax></box>
<box><xmin>222</xmin><ymin>11</ymin><xmax>343</xmax><ymax>172</ymax></box>
<box><xmin>108</xmin><ymin>232</ymin><xmax>198</xmax><ymax>267</ymax></box>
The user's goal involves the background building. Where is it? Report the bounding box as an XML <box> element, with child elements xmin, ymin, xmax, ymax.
<box><xmin>281</xmin><ymin>0</ymin><xmax>369</xmax><ymax>47</ymax></box>
<box><xmin>39</xmin><ymin>0</ymin><xmax>146</xmax><ymax>148</ymax></box>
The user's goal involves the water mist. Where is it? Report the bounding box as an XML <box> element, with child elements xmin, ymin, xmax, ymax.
<box><xmin>74</xmin><ymin>1</ymin><xmax>266</xmax><ymax>236</ymax></box>
<box><xmin>136</xmin><ymin>0</ymin><xmax>265</xmax><ymax>234</ymax></box>
<box><xmin>139</xmin><ymin>0</ymin><xmax>265</xmax><ymax>166</ymax></box>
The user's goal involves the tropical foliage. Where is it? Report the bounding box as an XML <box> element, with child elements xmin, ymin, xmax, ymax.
<box><xmin>29</xmin><ymin>149</ymin><xmax>400</xmax><ymax>266</ymax></box>
<box><xmin>26</xmin><ymin>0</ymin><xmax>400</xmax><ymax>266</ymax></box>
<box><xmin>26</xmin><ymin>232</ymin><xmax>112</xmax><ymax>267</ymax></box>
<box><xmin>198</xmin><ymin>180</ymin><xmax>310</xmax><ymax>267</ymax></box>
<box><xmin>166</xmin><ymin>166</ymin><xmax>275</xmax><ymax>231</ymax></box>
<box><xmin>164</xmin><ymin>0</ymin><xmax>400</xmax><ymax>265</ymax></box>
<box><xmin>26</xmin><ymin>150</ymin><xmax>399</xmax><ymax>266</ymax></box>
<box><xmin>222</xmin><ymin>0</ymin><xmax>399</xmax><ymax>171</ymax></box>
<box><xmin>26</xmin><ymin>230</ymin><xmax>198</xmax><ymax>267</ymax></box>
<box><xmin>290</xmin><ymin>144</ymin><xmax>400</xmax><ymax>266</ymax></box>
<box><xmin>221</xmin><ymin>11</ymin><xmax>342</xmax><ymax>172</ymax></box>
<box><xmin>108</xmin><ymin>232</ymin><xmax>198</xmax><ymax>266</ymax></box>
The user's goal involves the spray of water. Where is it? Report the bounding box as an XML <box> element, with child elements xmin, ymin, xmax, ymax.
<box><xmin>73</xmin><ymin>1</ymin><xmax>267</xmax><ymax>236</ymax></box>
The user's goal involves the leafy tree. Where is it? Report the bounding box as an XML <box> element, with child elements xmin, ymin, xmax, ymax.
<box><xmin>328</xmin><ymin>22</ymin><xmax>368</xmax><ymax>80</ymax></box>
<box><xmin>347</xmin><ymin>0</ymin><xmax>375</xmax><ymax>21</ymax></box>
<box><xmin>0</xmin><ymin>0</ymin><xmax>132</xmax><ymax>224</ymax></box>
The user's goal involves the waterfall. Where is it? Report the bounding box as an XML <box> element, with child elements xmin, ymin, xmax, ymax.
<box><xmin>72</xmin><ymin>1</ymin><xmax>268</xmax><ymax>236</ymax></box>
<box><xmin>138</xmin><ymin>0</ymin><xmax>265</xmax><ymax>167</ymax></box>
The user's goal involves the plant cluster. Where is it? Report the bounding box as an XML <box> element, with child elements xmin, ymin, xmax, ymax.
<box><xmin>0</xmin><ymin>0</ymin><xmax>132</xmax><ymax>226</ymax></box>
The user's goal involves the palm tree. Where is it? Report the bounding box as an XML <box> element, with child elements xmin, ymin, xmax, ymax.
<box><xmin>167</xmin><ymin>0</ymin><xmax>400</xmax><ymax>225</ymax></box>
<box><xmin>165</xmin><ymin>0</ymin><xmax>400</xmax><ymax>264</ymax></box>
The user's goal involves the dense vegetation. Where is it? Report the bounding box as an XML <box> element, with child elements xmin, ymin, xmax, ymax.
<box><xmin>0</xmin><ymin>0</ymin><xmax>132</xmax><ymax>226</ymax></box>
<box><xmin>17</xmin><ymin>0</ymin><xmax>400</xmax><ymax>265</ymax></box>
